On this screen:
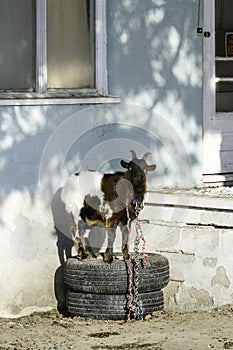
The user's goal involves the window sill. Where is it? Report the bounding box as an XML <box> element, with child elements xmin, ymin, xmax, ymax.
<box><xmin>0</xmin><ymin>91</ymin><xmax>121</xmax><ymax>106</ymax></box>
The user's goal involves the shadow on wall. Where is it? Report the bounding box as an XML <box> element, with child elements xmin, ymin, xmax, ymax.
<box><xmin>51</xmin><ymin>187</ymin><xmax>106</xmax><ymax>264</ymax></box>
<box><xmin>0</xmin><ymin>1</ymin><xmax>203</xmax><ymax>199</ymax></box>
<box><xmin>107</xmin><ymin>0</ymin><xmax>203</xmax><ymax>170</ymax></box>
<box><xmin>0</xmin><ymin>0</ymin><xmax>203</xmax><ymax>247</ymax></box>
<box><xmin>51</xmin><ymin>188</ymin><xmax>74</xmax><ymax>265</ymax></box>
<box><xmin>0</xmin><ymin>105</ymin><xmax>86</xmax><ymax>196</ymax></box>
<box><xmin>0</xmin><ymin>1</ymin><xmax>203</xmax><ymax>317</ymax></box>
<box><xmin>52</xmin><ymin>188</ymin><xmax>106</xmax><ymax>316</ymax></box>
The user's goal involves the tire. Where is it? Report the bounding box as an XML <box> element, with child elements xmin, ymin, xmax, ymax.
<box><xmin>66</xmin><ymin>290</ymin><xmax>164</xmax><ymax>320</ymax></box>
<box><xmin>64</xmin><ymin>253</ymin><xmax>169</xmax><ymax>294</ymax></box>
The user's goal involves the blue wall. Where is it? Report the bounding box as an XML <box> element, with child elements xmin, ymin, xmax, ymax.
<box><xmin>0</xmin><ymin>0</ymin><xmax>203</xmax><ymax>198</ymax></box>
<box><xmin>107</xmin><ymin>0</ymin><xmax>203</xmax><ymax>182</ymax></box>
<box><xmin>0</xmin><ymin>0</ymin><xmax>203</xmax><ymax>317</ymax></box>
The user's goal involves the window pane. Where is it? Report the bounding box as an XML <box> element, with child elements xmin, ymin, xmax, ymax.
<box><xmin>0</xmin><ymin>0</ymin><xmax>35</xmax><ymax>91</ymax></box>
<box><xmin>216</xmin><ymin>82</ymin><xmax>233</xmax><ymax>112</ymax></box>
<box><xmin>47</xmin><ymin>0</ymin><xmax>95</xmax><ymax>89</ymax></box>
<box><xmin>215</xmin><ymin>0</ymin><xmax>233</xmax><ymax>57</ymax></box>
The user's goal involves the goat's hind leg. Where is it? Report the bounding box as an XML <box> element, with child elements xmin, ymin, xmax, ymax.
<box><xmin>78</xmin><ymin>220</ymin><xmax>96</xmax><ymax>259</ymax></box>
<box><xmin>69</xmin><ymin>214</ymin><xmax>88</xmax><ymax>260</ymax></box>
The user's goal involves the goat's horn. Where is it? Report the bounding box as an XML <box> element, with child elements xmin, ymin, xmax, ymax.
<box><xmin>143</xmin><ymin>152</ymin><xmax>151</xmax><ymax>161</ymax></box>
<box><xmin>130</xmin><ymin>150</ymin><xmax>137</xmax><ymax>160</ymax></box>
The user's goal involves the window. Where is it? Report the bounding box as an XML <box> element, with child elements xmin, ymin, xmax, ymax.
<box><xmin>47</xmin><ymin>0</ymin><xmax>94</xmax><ymax>90</ymax></box>
<box><xmin>0</xmin><ymin>0</ymin><xmax>118</xmax><ymax>105</ymax></box>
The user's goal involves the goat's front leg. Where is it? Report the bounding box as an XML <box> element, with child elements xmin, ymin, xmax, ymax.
<box><xmin>103</xmin><ymin>227</ymin><xmax>116</xmax><ymax>263</ymax></box>
<box><xmin>121</xmin><ymin>225</ymin><xmax>130</xmax><ymax>260</ymax></box>
<box><xmin>69</xmin><ymin>214</ymin><xmax>88</xmax><ymax>260</ymax></box>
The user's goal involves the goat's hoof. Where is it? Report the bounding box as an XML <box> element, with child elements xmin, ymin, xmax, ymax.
<box><xmin>103</xmin><ymin>253</ymin><xmax>113</xmax><ymax>264</ymax></box>
<box><xmin>78</xmin><ymin>248</ymin><xmax>88</xmax><ymax>260</ymax></box>
<box><xmin>122</xmin><ymin>246</ymin><xmax>129</xmax><ymax>260</ymax></box>
<box><xmin>123</xmin><ymin>252</ymin><xmax>129</xmax><ymax>260</ymax></box>
<box><xmin>87</xmin><ymin>251</ymin><xmax>97</xmax><ymax>259</ymax></box>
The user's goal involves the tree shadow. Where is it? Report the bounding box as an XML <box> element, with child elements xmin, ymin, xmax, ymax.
<box><xmin>51</xmin><ymin>188</ymin><xmax>74</xmax><ymax>265</ymax></box>
<box><xmin>107</xmin><ymin>0</ymin><xmax>203</xmax><ymax>175</ymax></box>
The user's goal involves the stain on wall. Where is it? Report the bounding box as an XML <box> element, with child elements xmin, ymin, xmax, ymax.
<box><xmin>212</xmin><ymin>266</ymin><xmax>231</xmax><ymax>289</ymax></box>
<box><xmin>203</xmin><ymin>257</ymin><xmax>218</xmax><ymax>268</ymax></box>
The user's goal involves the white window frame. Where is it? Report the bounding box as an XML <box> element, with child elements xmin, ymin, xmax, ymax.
<box><xmin>203</xmin><ymin>0</ymin><xmax>233</xmax><ymax>184</ymax></box>
<box><xmin>0</xmin><ymin>0</ymin><xmax>120</xmax><ymax>106</ymax></box>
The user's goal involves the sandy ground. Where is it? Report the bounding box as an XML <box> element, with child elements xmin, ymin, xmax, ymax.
<box><xmin>0</xmin><ymin>306</ymin><xmax>233</xmax><ymax>350</ymax></box>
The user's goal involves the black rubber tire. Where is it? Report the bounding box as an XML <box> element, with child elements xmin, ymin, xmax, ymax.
<box><xmin>64</xmin><ymin>253</ymin><xmax>169</xmax><ymax>294</ymax></box>
<box><xmin>66</xmin><ymin>290</ymin><xmax>164</xmax><ymax>320</ymax></box>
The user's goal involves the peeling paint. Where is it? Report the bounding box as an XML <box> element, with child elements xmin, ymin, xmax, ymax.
<box><xmin>175</xmin><ymin>284</ymin><xmax>215</xmax><ymax>312</ymax></box>
<box><xmin>203</xmin><ymin>257</ymin><xmax>217</xmax><ymax>268</ymax></box>
<box><xmin>163</xmin><ymin>281</ymin><xmax>181</xmax><ymax>310</ymax></box>
<box><xmin>212</xmin><ymin>266</ymin><xmax>231</xmax><ymax>289</ymax></box>
<box><xmin>189</xmin><ymin>287</ymin><xmax>214</xmax><ymax>309</ymax></box>
<box><xmin>209</xmin><ymin>233</ymin><xmax>220</xmax><ymax>251</ymax></box>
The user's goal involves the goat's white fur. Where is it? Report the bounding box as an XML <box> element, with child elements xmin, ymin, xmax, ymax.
<box><xmin>61</xmin><ymin>171</ymin><xmax>103</xmax><ymax>224</ymax></box>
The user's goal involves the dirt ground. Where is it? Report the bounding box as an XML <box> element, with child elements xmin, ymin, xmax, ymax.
<box><xmin>0</xmin><ymin>306</ymin><xmax>233</xmax><ymax>350</ymax></box>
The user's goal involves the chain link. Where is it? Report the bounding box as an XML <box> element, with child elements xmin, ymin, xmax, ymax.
<box><xmin>126</xmin><ymin>196</ymin><xmax>147</xmax><ymax>321</ymax></box>
<box><xmin>133</xmin><ymin>221</ymin><xmax>143</xmax><ymax>320</ymax></box>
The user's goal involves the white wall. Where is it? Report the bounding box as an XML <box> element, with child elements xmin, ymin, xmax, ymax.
<box><xmin>140</xmin><ymin>190</ymin><xmax>233</xmax><ymax>311</ymax></box>
<box><xmin>0</xmin><ymin>193</ymin><xmax>58</xmax><ymax>317</ymax></box>
<box><xmin>0</xmin><ymin>0</ymin><xmax>204</xmax><ymax>317</ymax></box>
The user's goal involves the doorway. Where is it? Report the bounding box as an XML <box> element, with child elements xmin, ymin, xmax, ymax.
<box><xmin>203</xmin><ymin>0</ymin><xmax>233</xmax><ymax>183</ymax></box>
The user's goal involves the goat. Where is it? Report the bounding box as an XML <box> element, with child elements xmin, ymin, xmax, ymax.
<box><xmin>61</xmin><ymin>150</ymin><xmax>156</xmax><ymax>263</ymax></box>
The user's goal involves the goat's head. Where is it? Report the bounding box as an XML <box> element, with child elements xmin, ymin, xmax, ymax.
<box><xmin>120</xmin><ymin>150</ymin><xmax>156</xmax><ymax>208</ymax></box>
<box><xmin>121</xmin><ymin>150</ymin><xmax>156</xmax><ymax>183</ymax></box>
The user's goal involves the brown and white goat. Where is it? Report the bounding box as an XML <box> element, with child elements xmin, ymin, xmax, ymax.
<box><xmin>61</xmin><ymin>150</ymin><xmax>156</xmax><ymax>263</ymax></box>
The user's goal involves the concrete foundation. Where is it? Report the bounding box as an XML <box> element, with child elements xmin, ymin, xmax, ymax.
<box><xmin>1</xmin><ymin>188</ymin><xmax>233</xmax><ymax>317</ymax></box>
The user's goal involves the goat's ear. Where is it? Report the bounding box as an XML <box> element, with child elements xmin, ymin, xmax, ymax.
<box><xmin>121</xmin><ymin>160</ymin><xmax>130</xmax><ymax>169</ymax></box>
<box><xmin>146</xmin><ymin>164</ymin><xmax>156</xmax><ymax>172</ymax></box>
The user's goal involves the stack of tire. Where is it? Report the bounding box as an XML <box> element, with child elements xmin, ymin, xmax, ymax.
<box><xmin>64</xmin><ymin>253</ymin><xmax>169</xmax><ymax>320</ymax></box>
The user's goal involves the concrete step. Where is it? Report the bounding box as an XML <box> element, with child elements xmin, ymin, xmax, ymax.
<box><xmin>141</xmin><ymin>188</ymin><xmax>233</xmax><ymax>228</ymax></box>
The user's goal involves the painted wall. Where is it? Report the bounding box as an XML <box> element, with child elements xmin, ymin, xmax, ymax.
<box><xmin>107</xmin><ymin>0</ymin><xmax>203</xmax><ymax>182</ymax></box>
<box><xmin>0</xmin><ymin>0</ymin><xmax>204</xmax><ymax>317</ymax></box>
